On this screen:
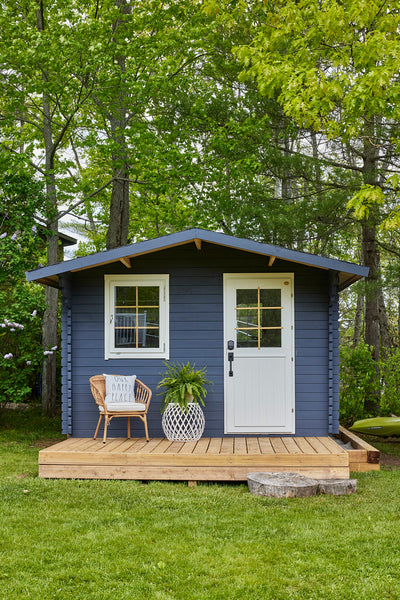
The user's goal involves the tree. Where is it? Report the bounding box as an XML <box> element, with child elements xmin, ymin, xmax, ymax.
<box><xmin>0</xmin><ymin>158</ymin><xmax>52</xmax><ymax>407</ymax></box>
<box><xmin>228</xmin><ymin>0</ymin><xmax>400</xmax><ymax>372</ymax></box>
<box><xmin>0</xmin><ymin>0</ymin><xmax>109</xmax><ymax>414</ymax></box>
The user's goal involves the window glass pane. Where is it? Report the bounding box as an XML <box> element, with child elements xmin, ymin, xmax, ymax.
<box><xmin>143</xmin><ymin>328</ymin><xmax>160</xmax><ymax>348</ymax></box>
<box><xmin>261</xmin><ymin>309</ymin><xmax>281</xmax><ymax>328</ymax></box>
<box><xmin>138</xmin><ymin>286</ymin><xmax>159</xmax><ymax>306</ymax></box>
<box><xmin>261</xmin><ymin>329</ymin><xmax>281</xmax><ymax>348</ymax></box>
<box><xmin>115</xmin><ymin>313</ymin><xmax>136</xmax><ymax>348</ymax></box>
<box><xmin>114</xmin><ymin>285</ymin><xmax>160</xmax><ymax>349</ymax></box>
<box><xmin>260</xmin><ymin>289</ymin><xmax>281</xmax><ymax>307</ymax></box>
<box><xmin>143</xmin><ymin>307</ymin><xmax>159</xmax><ymax>326</ymax></box>
<box><xmin>115</xmin><ymin>286</ymin><xmax>136</xmax><ymax>308</ymax></box>
<box><xmin>237</xmin><ymin>329</ymin><xmax>258</xmax><ymax>348</ymax></box>
<box><xmin>236</xmin><ymin>289</ymin><xmax>257</xmax><ymax>307</ymax></box>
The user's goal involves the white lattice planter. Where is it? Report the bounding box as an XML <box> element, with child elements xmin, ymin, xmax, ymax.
<box><xmin>162</xmin><ymin>402</ymin><xmax>205</xmax><ymax>442</ymax></box>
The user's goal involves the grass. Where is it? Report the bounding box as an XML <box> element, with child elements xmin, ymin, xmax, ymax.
<box><xmin>1</xmin><ymin>409</ymin><xmax>400</xmax><ymax>599</ymax></box>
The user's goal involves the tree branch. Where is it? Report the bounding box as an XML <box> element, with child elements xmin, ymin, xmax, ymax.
<box><xmin>56</xmin><ymin>179</ymin><xmax>114</xmax><ymax>220</ymax></box>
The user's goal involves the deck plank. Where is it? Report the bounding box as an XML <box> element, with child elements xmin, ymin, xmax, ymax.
<box><xmin>305</xmin><ymin>437</ymin><xmax>331</xmax><ymax>454</ymax></box>
<box><xmin>234</xmin><ymin>437</ymin><xmax>247</xmax><ymax>455</ymax></box>
<box><xmin>135</xmin><ymin>438</ymin><xmax>164</xmax><ymax>454</ymax></box>
<box><xmin>293</xmin><ymin>437</ymin><xmax>317</xmax><ymax>454</ymax></box>
<box><xmin>97</xmin><ymin>438</ymin><xmax>131</xmax><ymax>453</ymax></box>
<box><xmin>49</xmin><ymin>438</ymin><xmax>80</xmax><ymax>451</ymax></box>
<box><xmin>193</xmin><ymin>438</ymin><xmax>211</xmax><ymax>454</ymax></box>
<box><xmin>68</xmin><ymin>438</ymin><xmax>99</xmax><ymax>451</ymax></box>
<box><xmin>318</xmin><ymin>436</ymin><xmax>347</xmax><ymax>454</ymax></box>
<box><xmin>270</xmin><ymin>438</ymin><xmax>289</xmax><ymax>454</ymax></box>
<box><xmin>125</xmin><ymin>438</ymin><xmax>151</xmax><ymax>453</ymax></box>
<box><xmin>246</xmin><ymin>437</ymin><xmax>261</xmax><ymax>454</ymax></box>
<box><xmin>178</xmin><ymin>441</ymin><xmax>198</xmax><ymax>454</ymax></box>
<box><xmin>281</xmin><ymin>437</ymin><xmax>302</xmax><ymax>454</ymax></box>
<box><xmin>149</xmin><ymin>438</ymin><xmax>174</xmax><ymax>453</ymax></box>
<box><xmin>164</xmin><ymin>441</ymin><xmax>186</xmax><ymax>454</ymax></box>
<box><xmin>115</xmin><ymin>439</ymin><xmax>142</xmax><ymax>453</ymax></box>
<box><xmin>207</xmin><ymin>438</ymin><xmax>222</xmax><ymax>454</ymax></box>
<box><xmin>220</xmin><ymin>438</ymin><xmax>234</xmax><ymax>455</ymax></box>
<box><xmin>39</xmin><ymin>464</ymin><xmax>350</xmax><ymax>481</ymax></box>
<box><xmin>258</xmin><ymin>437</ymin><xmax>275</xmax><ymax>454</ymax></box>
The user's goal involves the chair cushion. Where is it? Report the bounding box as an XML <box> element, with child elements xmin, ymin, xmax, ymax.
<box><xmin>103</xmin><ymin>374</ymin><xmax>136</xmax><ymax>402</ymax></box>
<box><xmin>100</xmin><ymin>401</ymin><xmax>146</xmax><ymax>413</ymax></box>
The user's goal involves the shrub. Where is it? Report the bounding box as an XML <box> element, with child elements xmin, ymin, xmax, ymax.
<box><xmin>339</xmin><ymin>341</ymin><xmax>379</xmax><ymax>426</ymax></box>
<box><xmin>0</xmin><ymin>282</ymin><xmax>46</xmax><ymax>408</ymax></box>
<box><xmin>380</xmin><ymin>348</ymin><xmax>400</xmax><ymax>417</ymax></box>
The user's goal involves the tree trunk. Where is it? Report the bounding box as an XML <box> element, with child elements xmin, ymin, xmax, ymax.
<box><xmin>378</xmin><ymin>289</ymin><xmax>391</xmax><ymax>357</ymax></box>
<box><xmin>353</xmin><ymin>293</ymin><xmax>364</xmax><ymax>347</ymax></box>
<box><xmin>105</xmin><ymin>0</ymin><xmax>131</xmax><ymax>250</ymax></box>
<box><xmin>106</xmin><ymin>155</ymin><xmax>129</xmax><ymax>249</ymax></box>
<box><xmin>398</xmin><ymin>288</ymin><xmax>400</xmax><ymax>348</ymax></box>
<box><xmin>37</xmin><ymin>3</ymin><xmax>59</xmax><ymax>417</ymax></box>
<box><xmin>362</xmin><ymin>127</ymin><xmax>381</xmax><ymax>412</ymax></box>
<box><xmin>362</xmin><ymin>221</ymin><xmax>380</xmax><ymax>358</ymax></box>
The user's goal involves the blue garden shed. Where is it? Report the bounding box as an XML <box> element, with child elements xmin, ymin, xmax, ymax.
<box><xmin>27</xmin><ymin>228</ymin><xmax>368</xmax><ymax>445</ymax></box>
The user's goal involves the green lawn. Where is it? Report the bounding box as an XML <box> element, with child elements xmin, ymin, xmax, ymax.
<box><xmin>1</xmin><ymin>409</ymin><xmax>400</xmax><ymax>600</ymax></box>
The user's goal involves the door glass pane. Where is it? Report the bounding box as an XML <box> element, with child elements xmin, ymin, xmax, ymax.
<box><xmin>115</xmin><ymin>285</ymin><xmax>159</xmax><ymax>349</ymax></box>
<box><xmin>237</xmin><ymin>329</ymin><xmax>258</xmax><ymax>347</ymax></box>
<box><xmin>261</xmin><ymin>329</ymin><xmax>281</xmax><ymax>348</ymax></box>
<box><xmin>261</xmin><ymin>309</ymin><xmax>281</xmax><ymax>328</ymax></box>
<box><xmin>236</xmin><ymin>289</ymin><xmax>257</xmax><ymax>307</ymax></box>
<box><xmin>236</xmin><ymin>309</ymin><xmax>257</xmax><ymax>328</ymax></box>
<box><xmin>235</xmin><ymin>286</ymin><xmax>282</xmax><ymax>349</ymax></box>
<box><xmin>260</xmin><ymin>289</ymin><xmax>281</xmax><ymax>307</ymax></box>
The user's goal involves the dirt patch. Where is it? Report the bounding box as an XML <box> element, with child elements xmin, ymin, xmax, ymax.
<box><xmin>31</xmin><ymin>438</ymin><xmax>64</xmax><ymax>449</ymax></box>
<box><xmin>380</xmin><ymin>453</ymin><xmax>400</xmax><ymax>469</ymax></box>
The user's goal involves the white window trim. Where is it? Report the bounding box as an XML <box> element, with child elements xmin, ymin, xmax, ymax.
<box><xmin>104</xmin><ymin>274</ymin><xmax>169</xmax><ymax>360</ymax></box>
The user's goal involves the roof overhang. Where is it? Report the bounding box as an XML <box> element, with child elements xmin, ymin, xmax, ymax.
<box><xmin>26</xmin><ymin>228</ymin><xmax>369</xmax><ymax>291</ymax></box>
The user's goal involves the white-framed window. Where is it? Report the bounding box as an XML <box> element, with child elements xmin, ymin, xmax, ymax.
<box><xmin>104</xmin><ymin>274</ymin><xmax>169</xmax><ymax>360</ymax></box>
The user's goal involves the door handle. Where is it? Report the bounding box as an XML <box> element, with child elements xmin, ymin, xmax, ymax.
<box><xmin>228</xmin><ymin>352</ymin><xmax>234</xmax><ymax>377</ymax></box>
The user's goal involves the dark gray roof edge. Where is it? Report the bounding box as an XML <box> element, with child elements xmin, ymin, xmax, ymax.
<box><xmin>26</xmin><ymin>228</ymin><xmax>369</xmax><ymax>282</ymax></box>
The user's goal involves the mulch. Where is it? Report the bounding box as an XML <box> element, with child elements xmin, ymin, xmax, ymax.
<box><xmin>379</xmin><ymin>453</ymin><xmax>400</xmax><ymax>469</ymax></box>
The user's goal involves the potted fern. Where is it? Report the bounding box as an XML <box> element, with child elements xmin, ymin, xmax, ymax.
<box><xmin>157</xmin><ymin>362</ymin><xmax>212</xmax><ymax>441</ymax></box>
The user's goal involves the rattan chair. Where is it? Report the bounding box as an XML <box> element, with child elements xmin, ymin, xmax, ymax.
<box><xmin>89</xmin><ymin>375</ymin><xmax>152</xmax><ymax>443</ymax></box>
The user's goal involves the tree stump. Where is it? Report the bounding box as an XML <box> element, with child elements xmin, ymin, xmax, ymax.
<box><xmin>317</xmin><ymin>479</ymin><xmax>357</xmax><ymax>495</ymax></box>
<box><xmin>247</xmin><ymin>472</ymin><xmax>319</xmax><ymax>498</ymax></box>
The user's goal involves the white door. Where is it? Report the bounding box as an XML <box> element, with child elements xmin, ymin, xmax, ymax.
<box><xmin>223</xmin><ymin>274</ymin><xmax>295</xmax><ymax>434</ymax></box>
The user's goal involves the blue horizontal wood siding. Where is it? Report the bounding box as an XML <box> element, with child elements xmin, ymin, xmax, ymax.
<box><xmin>66</xmin><ymin>243</ymin><xmax>333</xmax><ymax>438</ymax></box>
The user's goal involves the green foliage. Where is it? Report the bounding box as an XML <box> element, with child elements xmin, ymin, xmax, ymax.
<box><xmin>0</xmin><ymin>170</ymin><xmax>53</xmax><ymax>406</ymax></box>
<box><xmin>340</xmin><ymin>344</ymin><xmax>400</xmax><ymax>425</ymax></box>
<box><xmin>380</xmin><ymin>349</ymin><xmax>400</xmax><ymax>417</ymax></box>
<box><xmin>0</xmin><ymin>172</ymin><xmax>51</xmax><ymax>281</ymax></box>
<box><xmin>347</xmin><ymin>184</ymin><xmax>385</xmax><ymax>221</ymax></box>
<box><xmin>157</xmin><ymin>361</ymin><xmax>212</xmax><ymax>413</ymax></box>
<box><xmin>339</xmin><ymin>341</ymin><xmax>379</xmax><ymax>426</ymax></box>
<box><xmin>0</xmin><ymin>283</ymin><xmax>46</xmax><ymax>406</ymax></box>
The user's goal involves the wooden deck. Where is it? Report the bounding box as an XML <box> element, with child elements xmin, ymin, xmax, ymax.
<box><xmin>39</xmin><ymin>436</ymin><xmax>350</xmax><ymax>481</ymax></box>
<box><xmin>337</xmin><ymin>426</ymin><xmax>380</xmax><ymax>472</ymax></box>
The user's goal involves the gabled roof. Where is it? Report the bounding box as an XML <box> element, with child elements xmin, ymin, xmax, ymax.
<box><xmin>26</xmin><ymin>228</ymin><xmax>368</xmax><ymax>291</ymax></box>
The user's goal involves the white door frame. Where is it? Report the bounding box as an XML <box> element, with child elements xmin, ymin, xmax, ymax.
<box><xmin>223</xmin><ymin>273</ymin><xmax>295</xmax><ymax>434</ymax></box>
